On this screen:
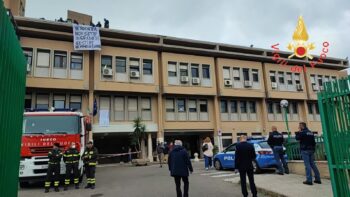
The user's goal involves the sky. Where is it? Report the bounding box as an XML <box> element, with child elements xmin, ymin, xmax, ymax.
<box><xmin>25</xmin><ymin>0</ymin><xmax>350</xmax><ymax>64</ymax></box>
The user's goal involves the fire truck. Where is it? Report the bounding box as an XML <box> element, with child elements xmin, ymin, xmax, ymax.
<box><xmin>19</xmin><ymin>110</ymin><xmax>91</xmax><ymax>187</ymax></box>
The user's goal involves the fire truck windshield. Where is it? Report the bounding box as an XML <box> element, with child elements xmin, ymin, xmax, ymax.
<box><xmin>23</xmin><ymin>115</ymin><xmax>81</xmax><ymax>135</ymax></box>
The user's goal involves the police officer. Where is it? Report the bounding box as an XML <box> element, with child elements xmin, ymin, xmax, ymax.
<box><xmin>44</xmin><ymin>143</ymin><xmax>62</xmax><ymax>193</ymax></box>
<box><xmin>82</xmin><ymin>141</ymin><xmax>98</xmax><ymax>189</ymax></box>
<box><xmin>63</xmin><ymin>142</ymin><xmax>80</xmax><ymax>190</ymax></box>
<box><xmin>267</xmin><ymin>126</ymin><xmax>289</xmax><ymax>175</ymax></box>
<box><xmin>296</xmin><ymin>122</ymin><xmax>321</xmax><ymax>185</ymax></box>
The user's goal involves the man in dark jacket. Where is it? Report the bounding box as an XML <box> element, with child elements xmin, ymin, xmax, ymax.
<box><xmin>296</xmin><ymin>122</ymin><xmax>321</xmax><ymax>185</ymax></box>
<box><xmin>44</xmin><ymin>143</ymin><xmax>62</xmax><ymax>193</ymax></box>
<box><xmin>157</xmin><ymin>142</ymin><xmax>165</xmax><ymax>168</ymax></box>
<box><xmin>267</xmin><ymin>126</ymin><xmax>289</xmax><ymax>175</ymax></box>
<box><xmin>168</xmin><ymin>140</ymin><xmax>193</xmax><ymax>197</ymax></box>
<box><xmin>82</xmin><ymin>141</ymin><xmax>98</xmax><ymax>189</ymax></box>
<box><xmin>63</xmin><ymin>142</ymin><xmax>80</xmax><ymax>190</ymax></box>
<box><xmin>235</xmin><ymin>135</ymin><xmax>257</xmax><ymax>197</ymax></box>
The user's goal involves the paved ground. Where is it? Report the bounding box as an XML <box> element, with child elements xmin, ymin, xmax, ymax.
<box><xmin>18</xmin><ymin>162</ymin><xmax>269</xmax><ymax>197</ymax></box>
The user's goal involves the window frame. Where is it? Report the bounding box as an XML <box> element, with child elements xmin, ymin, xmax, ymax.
<box><xmin>202</xmin><ymin>64</ymin><xmax>210</xmax><ymax>79</ymax></box>
<box><xmin>36</xmin><ymin>49</ymin><xmax>51</xmax><ymax>68</ymax></box>
<box><xmin>252</xmin><ymin>69</ymin><xmax>259</xmax><ymax>82</ymax></box>
<box><xmin>70</xmin><ymin>52</ymin><xmax>83</xmax><ymax>70</ymax></box>
<box><xmin>115</xmin><ymin>56</ymin><xmax>127</xmax><ymax>73</ymax></box>
<box><xmin>53</xmin><ymin>51</ymin><xmax>67</xmax><ymax>69</ymax></box>
<box><xmin>142</xmin><ymin>59</ymin><xmax>153</xmax><ymax>75</ymax></box>
<box><xmin>168</xmin><ymin>61</ymin><xmax>177</xmax><ymax>77</ymax></box>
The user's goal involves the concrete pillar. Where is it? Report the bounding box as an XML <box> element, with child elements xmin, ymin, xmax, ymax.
<box><xmin>147</xmin><ymin>133</ymin><xmax>153</xmax><ymax>162</ymax></box>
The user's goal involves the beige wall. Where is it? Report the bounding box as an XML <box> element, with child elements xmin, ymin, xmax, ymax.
<box><xmin>94</xmin><ymin>46</ymin><xmax>159</xmax><ymax>93</ymax></box>
<box><xmin>161</xmin><ymin>52</ymin><xmax>217</xmax><ymax>96</ymax></box>
<box><xmin>21</xmin><ymin>37</ymin><xmax>89</xmax><ymax>90</ymax></box>
<box><xmin>4</xmin><ymin>0</ymin><xmax>25</xmax><ymax>16</ymax></box>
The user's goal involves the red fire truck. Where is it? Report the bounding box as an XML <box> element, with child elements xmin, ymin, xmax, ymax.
<box><xmin>19</xmin><ymin>111</ymin><xmax>91</xmax><ymax>187</ymax></box>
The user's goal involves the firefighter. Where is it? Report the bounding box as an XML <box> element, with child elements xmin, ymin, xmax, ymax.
<box><xmin>82</xmin><ymin>141</ymin><xmax>98</xmax><ymax>189</ymax></box>
<box><xmin>63</xmin><ymin>142</ymin><xmax>80</xmax><ymax>190</ymax></box>
<box><xmin>44</xmin><ymin>143</ymin><xmax>62</xmax><ymax>193</ymax></box>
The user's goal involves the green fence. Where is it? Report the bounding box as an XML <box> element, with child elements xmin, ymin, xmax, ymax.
<box><xmin>318</xmin><ymin>76</ymin><xmax>350</xmax><ymax>197</ymax></box>
<box><xmin>285</xmin><ymin>136</ymin><xmax>326</xmax><ymax>161</ymax></box>
<box><xmin>0</xmin><ymin>1</ymin><xmax>27</xmax><ymax>196</ymax></box>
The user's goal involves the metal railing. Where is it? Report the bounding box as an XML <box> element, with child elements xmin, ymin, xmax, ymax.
<box><xmin>285</xmin><ymin>136</ymin><xmax>327</xmax><ymax>161</ymax></box>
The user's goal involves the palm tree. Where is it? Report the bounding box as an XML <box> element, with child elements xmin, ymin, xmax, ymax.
<box><xmin>132</xmin><ymin>117</ymin><xmax>147</xmax><ymax>159</ymax></box>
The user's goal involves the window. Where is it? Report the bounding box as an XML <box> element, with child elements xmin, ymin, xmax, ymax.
<box><xmin>114</xmin><ymin>97</ymin><xmax>124</xmax><ymax>120</ymax></box>
<box><xmin>243</xmin><ymin>68</ymin><xmax>249</xmax><ymax>81</ymax></box>
<box><xmin>180</xmin><ymin>63</ymin><xmax>188</xmax><ymax>77</ymax></box>
<box><xmin>25</xmin><ymin>94</ymin><xmax>32</xmax><ymax>109</ymax></box>
<box><xmin>70</xmin><ymin>95</ymin><xmax>82</xmax><ymax>111</ymax></box>
<box><xmin>240</xmin><ymin>101</ymin><xmax>247</xmax><ymax>113</ymax></box>
<box><xmin>202</xmin><ymin>65</ymin><xmax>210</xmax><ymax>79</ymax></box>
<box><xmin>191</xmin><ymin>64</ymin><xmax>199</xmax><ymax>78</ymax></box>
<box><xmin>129</xmin><ymin>58</ymin><xmax>140</xmax><ymax>72</ymax></box>
<box><xmin>220</xmin><ymin>100</ymin><xmax>228</xmax><ymax>113</ymax></box>
<box><xmin>116</xmin><ymin>57</ymin><xmax>126</xmax><ymax>73</ymax></box>
<box><xmin>199</xmin><ymin>100</ymin><xmax>208</xmax><ymax>112</ymax></box>
<box><xmin>54</xmin><ymin>51</ymin><xmax>67</xmax><ymax>68</ymax></box>
<box><xmin>37</xmin><ymin>49</ymin><xmax>50</xmax><ymax>67</ymax></box>
<box><xmin>100</xmin><ymin>96</ymin><xmax>110</xmax><ymax>110</ymax></box>
<box><xmin>128</xmin><ymin>97</ymin><xmax>138</xmax><ymax>120</ymax></box>
<box><xmin>276</xmin><ymin>103</ymin><xmax>282</xmax><ymax>114</ymax></box>
<box><xmin>249</xmin><ymin>101</ymin><xmax>256</xmax><ymax>113</ymax></box>
<box><xmin>230</xmin><ymin>100</ymin><xmax>237</xmax><ymax>113</ymax></box>
<box><xmin>177</xmin><ymin>99</ymin><xmax>186</xmax><ymax>112</ymax></box>
<box><xmin>233</xmin><ymin>68</ymin><xmax>240</xmax><ymax>81</ymax></box>
<box><xmin>141</xmin><ymin>97</ymin><xmax>151</xmax><ymax>120</ymax></box>
<box><xmin>36</xmin><ymin>94</ymin><xmax>49</xmax><ymax>109</ymax></box>
<box><xmin>315</xmin><ymin>103</ymin><xmax>319</xmax><ymax>114</ymax></box>
<box><xmin>310</xmin><ymin>75</ymin><xmax>316</xmax><ymax>84</ymax></box>
<box><xmin>223</xmin><ymin>67</ymin><xmax>230</xmax><ymax>79</ymax></box>
<box><xmin>278</xmin><ymin>72</ymin><xmax>285</xmax><ymax>84</ymax></box>
<box><xmin>23</xmin><ymin>48</ymin><xmax>33</xmax><ymax>66</ymax></box>
<box><xmin>168</xmin><ymin>62</ymin><xmax>177</xmax><ymax>77</ymax></box>
<box><xmin>287</xmin><ymin>72</ymin><xmax>293</xmax><ymax>85</ymax></box>
<box><xmin>71</xmin><ymin>53</ymin><xmax>83</xmax><ymax>70</ymax></box>
<box><xmin>295</xmin><ymin>73</ymin><xmax>301</xmax><ymax>84</ymax></box>
<box><xmin>324</xmin><ymin>76</ymin><xmax>330</xmax><ymax>82</ymax></box>
<box><xmin>166</xmin><ymin>99</ymin><xmax>175</xmax><ymax>112</ymax></box>
<box><xmin>101</xmin><ymin>55</ymin><xmax>112</xmax><ymax>69</ymax></box>
<box><xmin>189</xmin><ymin>99</ymin><xmax>197</xmax><ymax>112</ymax></box>
<box><xmin>143</xmin><ymin>59</ymin><xmax>153</xmax><ymax>75</ymax></box>
<box><xmin>270</xmin><ymin>71</ymin><xmax>276</xmax><ymax>83</ymax></box>
<box><xmin>53</xmin><ymin>95</ymin><xmax>65</xmax><ymax>109</ymax></box>
<box><xmin>331</xmin><ymin>76</ymin><xmax>337</xmax><ymax>81</ymax></box>
<box><xmin>307</xmin><ymin>103</ymin><xmax>313</xmax><ymax>114</ymax></box>
<box><xmin>252</xmin><ymin>69</ymin><xmax>259</xmax><ymax>82</ymax></box>
<box><xmin>318</xmin><ymin>75</ymin><xmax>323</xmax><ymax>86</ymax></box>
<box><xmin>268</xmin><ymin>102</ymin><xmax>274</xmax><ymax>113</ymax></box>
<box><xmin>292</xmin><ymin>102</ymin><xmax>298</xmax><ymax>114</ymax></box>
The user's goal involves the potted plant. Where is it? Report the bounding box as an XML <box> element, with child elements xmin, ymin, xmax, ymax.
<box><xmin>131</xmin><ymin>117</ymin><xmax>149</xmax><ymax>166</ymax></box>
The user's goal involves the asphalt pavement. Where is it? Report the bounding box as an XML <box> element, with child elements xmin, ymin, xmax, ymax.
<box><xmin>18</xmin><ymin>162</ymin><xmax>269</xmax><ymax>197</ymax></box>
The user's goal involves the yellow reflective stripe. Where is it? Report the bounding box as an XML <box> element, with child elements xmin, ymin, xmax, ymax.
<box><xmin>88</xmin><ymin>162</ymin><xmax>96</xmax><ymax>166</ymax></box>
<box><xmin>45</xmin><ymin>182</ymin><xmax>51</xmax><ymax>186</ymax></box>
<box><xmin>54</xmin><ymin>181</ymin><xmax>59</xmax><ymax>186</ymax></box>
<box><xmin>90</xmin><ymin>178</ymin><xmax>96</xmax><ymax>183</ymax></box>
<box><xmin>64</xmin><ymin>154</ymin><xmax>73</xmax><ymax>157</ymax></box>
<box><xmin>89</xmin><ymin>151</ymin><xmax>94</xmax><ymax>154</ymax></box>
<box><xmin>73</xmin><ymin>154</ymin><xmax>80</xmax><ymax>157</ymax></box>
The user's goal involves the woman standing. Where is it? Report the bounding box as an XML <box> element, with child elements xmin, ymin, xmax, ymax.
<box><xmin>202</xmin><ymin>137</ymin><xmax>214</xmax><ymax>170</ymax></box>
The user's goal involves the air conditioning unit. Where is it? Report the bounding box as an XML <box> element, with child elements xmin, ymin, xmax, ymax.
<box><xmin>224</xmin><ymin>79</ymin><xmax>232</xmax><ymax>86</ymax></box>
<box><xmin>26</xmin><ymin>64</ymin><xmax>31</xmax><ymax>72</ymax></box>
<box><xmin>180</xmin><ymin>76</ymin><xmax>189</xmax><ymax>83</ymax></box>
<box><xmin>271</xmin><ymin>82</ymin><xmax>278</xmax><ymax>89</ymax></box>
<box><xmin>296</xmin><ymin>84</ymin><xmax>303</xmax><ymax>91</ymax></box>
<box><xmin>312</xmin><ymin>84</ymin><xmax>319</xmax><ymax>91</ymax></box>
<box><xmin>192</xmin><ymin>78</ymin><xmax>200</xmax><ymax>84</ymax></box>
<box><xmin>103</xmin><ymin>68</ymin><xmax>113</xmax><ymax>76</ymax></box>
<box><xmin>130</xmin><ymin>71</ymin><xmax>140</xmax><ymax>78</ymax></box>
<box><xmin>244</xmin><ymin>80</ymin><xmax>252</xmax><ymax>87</ymax></box>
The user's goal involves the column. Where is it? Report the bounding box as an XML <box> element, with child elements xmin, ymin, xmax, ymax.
<box><xmin>147</xmin><ymin>133</ymin><xmax>153</xmax><ymax>162</ymax></box>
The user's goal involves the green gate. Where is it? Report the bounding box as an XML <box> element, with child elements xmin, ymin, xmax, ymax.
<box><xmin>0</xmin><ymin>1</ymin><xmax>27</xmax><ymax>196</ymax></box>
<box><xmin>318</xmin><ymin>76</ymin><xmax>350</xmax><ymax>197</ymax></box>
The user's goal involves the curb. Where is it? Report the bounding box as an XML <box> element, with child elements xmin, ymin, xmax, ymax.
<box><xmin>227</xmin><ymin>179</ymin><xmax>288</xmax><ymax>197</ymax></box>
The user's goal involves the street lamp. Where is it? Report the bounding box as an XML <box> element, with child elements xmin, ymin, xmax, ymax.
<box><xmin>280</xmin><ymin>100</ymin><xmax>291</xmax><ymax>143</ymax></box>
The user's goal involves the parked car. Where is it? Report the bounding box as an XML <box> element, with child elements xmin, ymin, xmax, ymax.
<box><xmin>213</xmin><ymin>140</ymin><xmax>287</xmax><ymax>173</ymax></box>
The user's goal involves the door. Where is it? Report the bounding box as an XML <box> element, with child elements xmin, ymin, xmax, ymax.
<box><xmin>222</xmin><ymin>143</ymin><xmax>236</xmax><ymax>168</ymax></box>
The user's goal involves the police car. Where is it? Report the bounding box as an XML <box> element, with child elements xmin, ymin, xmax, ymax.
<box><xmin>213</xmin><ymin>139</ymin><xmax>287</xmax><ymax>173</ymax></box>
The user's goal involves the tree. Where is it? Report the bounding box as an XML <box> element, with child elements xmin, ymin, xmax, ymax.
<box><xmin>132</xmin><ymin>117</ymin><xmax>147</xmax><ymax>159</ymax></box>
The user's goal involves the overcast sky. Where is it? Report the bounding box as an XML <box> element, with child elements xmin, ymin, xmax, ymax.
<box><xmin>26</xmin><ymin>0</ymin><xmax>350</xmax><ymax>62</ymax></box>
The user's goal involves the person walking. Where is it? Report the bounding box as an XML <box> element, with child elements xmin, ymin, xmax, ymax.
<box><xmin>202</xmin><ymin>137</ymin><xmax>214</xmax><ymax>170</ymax></box>
<box><xmin>168</xmin><ymin>142</ymin><xmax>174</xmax><ymax>153</ymax></box>
<box><xmin>44</xmin><ymin>143</ymin><xmax>62</xmax><ymax>193</ymax></box>
<box><xmin>296</xmin><ymin>122</ymin><xmax>321</xmax><ymax>185</ymax></box>
<box><xmin>235</xmin><ymin>135</ymin><xmax>257</xmax><ymax>197</ymax></box>
<box><xmin>168</xmin><ymin>140</ymin><xmax>193</xmax><ymax>197</ymax></box>
<box><xmin>164</xmin><ymin>142</ymin><xmax>169</xmax><ymax>162</ymax></box>
<box><xmin>82</xmin><ymin>141</ymin><xmax>98</xmax><ymax>189</ymax></box>
<box><xmin>63</xmin><ymin>142</ymin><xmax>80</xmax><ymax>190</ymax></box>
<box><xmin>267</xmin><ymin>126</ymin><xmax>289</xmax><ymax>175</ymax></box>
<box><xmin>156</xmin><ymin>142</ymin><xmax>165</xmax><ymax>168</ymax></box>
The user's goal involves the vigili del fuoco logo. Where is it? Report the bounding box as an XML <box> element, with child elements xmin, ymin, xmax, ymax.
<box><xmin>271</xmin><ymin>16</ymin><xmax>330</xmax><ymax>73</ymax></box>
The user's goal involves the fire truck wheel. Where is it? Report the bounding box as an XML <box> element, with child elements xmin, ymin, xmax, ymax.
<box><xmin>19</xmin><ymin>181</ymin><xmax>30</xmax><ymax>188</ymax></box>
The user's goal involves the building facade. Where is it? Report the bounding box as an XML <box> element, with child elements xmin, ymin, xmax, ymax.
<box><xmin>5</xmin><ymin>2</ymin><xmax>348</xmax><ymax>160</ymax></box>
